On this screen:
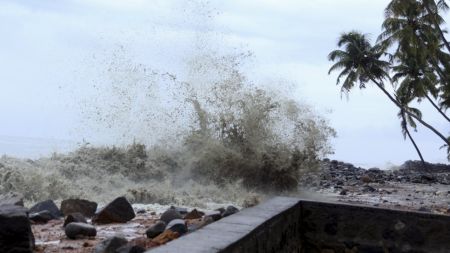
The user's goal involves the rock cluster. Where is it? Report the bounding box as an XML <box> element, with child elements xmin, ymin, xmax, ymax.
<box><xmin>301</xmin><ymin>159</ymin><xmax>450</xmax><ymax>189</ymax></box>
<box><xmin>0</xmin><ymin>192</ymin><xmax>241</xmax><ymax>252</ymax></box>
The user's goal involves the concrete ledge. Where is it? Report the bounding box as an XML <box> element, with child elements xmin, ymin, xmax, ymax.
<box><xmin>148</xmin><ymin>197</ymin><xmax>302</xmax><ymax>253</ymax></box>
<box><xmin>148</xmin><ymin>197</ymin><xmax>450</xmax><ymax>253</ymax></box>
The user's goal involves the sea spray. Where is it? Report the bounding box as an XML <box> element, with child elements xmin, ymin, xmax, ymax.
<box><xmin>0</xmin><ymin>1</ymin><xmax>336</xmax><ymax>206</ymax></box>
<box><xmin>0</xmin><ymin>50</ymin><xmax>335</xmax><ymax>206</ymax></box>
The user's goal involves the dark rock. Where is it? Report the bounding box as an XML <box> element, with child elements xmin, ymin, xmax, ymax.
<box><xmin>418</xmin><ymin>207</ymin><xmax>431</xmax><ymax>212</ymax></box>
<box><xmin>63</xmin><ymin>212</ymin><xmax>87</xmax><ymax>227</ymax></box>
<box><xmin>184</xmin><ymin>209</ymin><xmax>204</xmax><ymax>220</ymax></box>
<box><xmin>61</xmin><ymin>199</ymin><xmax>97</xmax><ymax>218</ymax></box>
<box><xmin>29</xmin><ymin>199</ymin><xmax>62</xmax><ymax>218</ymax></box>
<box><xmin>170</xmin><ymin>206</ymin><xmax>188</xmax><ymax>215</ymax></box>
<box><xmin>362</xmin><ymin>185</ymin><xmax>376</xmax><ymax>193</ymax></box>
<box><xmin>65</xmin><ymin>222</ymin><xmax>96</xmax><ymax>239</ymax></box>
<box><xmin>94</xmin><ymin>236</ymin><xmax>128</xmax><ymax>253</ymax></box>
<box><xmin>136</xmin><ymin>209</ymin><xmax>146</xmax><ymax>214</ymax></box>
<box><xmin>222</xmin><ymin>206</ymin><xmax>239</xmax><ymax>218</ymax></box>
<box><xmin>116</xmin><ymin>245</ymin><xmax>146</xmax><ymax>253</ymax></box>
<box><xmin>0</xmin><ymin>205</ymin><xmax>35</xmax><ymax>253</ymax></box>
<box><xmin>160</xmin><ymin>208</ymin><xmax>182</xmax><ymax>224</ymax></box>
<box><xmin>0</xmin><ymin>192</ymin><xmax>24</xmax><ymax>207</ymax></box>
<box><xmin>204</xmin><ymin>210</ymin><xmax>222</xmax><ymax>221</ymax></box>
<box><xmin>215</xmin><ymin>207</ymin><xmax>226</xmax><ymax>215</ymax></box>
<box><xmin>166</xmin><ymin>219</ymin><xmax>187</xmax><ymax>235</ymax></box>
<box><xmin>145</xmin><ymin>221</ymin><xmax>166</xmax><ymax>238</ymax></box>
<box><xmin>30</xmin><ymin>210</ymin><xmax>54</xmax><ymax>223</ymax></box>
<box><xmin>339</xmin><ymin>189</ymin><xmax>348</xmax><ymax>196</ymax></box>
<box><xmin>92</xmin><ymin>197</ymin><xmax>135</xmax><ymax>224</ymax></box>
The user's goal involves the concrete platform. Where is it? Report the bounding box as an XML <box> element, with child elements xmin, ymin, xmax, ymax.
<box><xmin>148</xmin><ymin>197</ymin><xmax>450</xmax><ymax>253</ymax></box>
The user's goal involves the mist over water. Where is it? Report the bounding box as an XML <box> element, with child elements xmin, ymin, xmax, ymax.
<box><xmin>0</xmin><ymin>1</ymin><xmax>336</xmax><ymax>206</ymax></box>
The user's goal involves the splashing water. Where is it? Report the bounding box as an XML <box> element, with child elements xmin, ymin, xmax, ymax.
<box><xmin>0</xmin><ymin>1</ymin><xmax>336</xmax><ymax>206</ymax></box>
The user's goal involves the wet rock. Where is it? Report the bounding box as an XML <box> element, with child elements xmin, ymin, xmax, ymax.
<box><xmin>339</xmin><ymin>189</ymin><xmax>348</xmax><ymax>196</ymax></box>
<box><xmin>29</xmin><ymin>199</ymin><xmax>62</xmax><ymax>218</ymax></box>
<box><xmin>222</xmin><ymin>205</ymin><xmax>239</xmax><ymax>217</ymax></box>
<box><xmin>116</xmin><ymin>245</ymin><xmax>146</xmax><ymax>253</ymax></box>
<box><xmin>215</xmin><ymin>207</ymin><xmax>226</xmax><ymax>215</ymax></box>
<box><xmin>166</xmin><ymin>219</ymin><xmax>187</xmax><ymax>235</ymax></box>
<box><xmin>184</xmin><ymin>209</ymin><xmax>204</xmax><ymax>220</ymax></box>
<box><xmin>30</xmin><ymin>210</ymin><xmax>54</xmax><ymax>223</ymax></box>
<box><xmin>136</xmin><ymin>209</ymin><xmax>146</xmax><ymax>214</ymax></box>
<box><xmin>160</xmin><ymin>208</ymin><xmax>182</xmax><ymax>224</ymax></box>
<box><xmin>362</xmin><ymin>185</ymin><xmax>376</xmax><ymax>193</ymax></box>
<box><xmin>360</xmin><ymin>175</ymin><xmax>372</xmax><ymax>184</ymax></box>
<box><xmin>0</xmin><ymin>192</ymin><xmax>24</xmax><ymax>207</ymax></box>
<box><xmin>146</xmin><ymin>221</ymin><xmax>166</xmax><ymax>239</ymax></box>
<box><xmin>152</xmin><ymin>229</ymin><xmax>179</xmax><ymax>245</ymax></box>
<box><xmin>92</xmin><ymin>197</ymin><xmax>135</xmax><ymax>224</ymax></box>
<box><xmin>418</xmin><ymin>207</ymin><xmax>431</xmax><ymax>212</ymax></box>
<box><xmin>65</xmin><ymin>222</ymin><xmax>97</xmax><ymax>239</ymax></box>
<box><xmin>0</xmin><ymin>205</ymin><xmax>35</xmax><ymax>253</ymax></box>
<box><xmin>60</xmin><ymin>199</ymin><xmax>97</xmax><ymax>218</ymax></box>
<box><xmin>94</xmin><ymin>236</ymin><xmax>128</xmax><ymax>253</ymax></box>
<box><xmin>204</xmin><ymin>210</ymin><xmax>222</xmax><ymax>221</ymax></box>
<box><xmin>63</xmin><ymin>212</ymin><xmax>87</xmax><ymax>227</ymax></box>
<box><xmin>171</xmin><ymin>206</ymin><xmax>188</xmax><ymax>215</ymax></box>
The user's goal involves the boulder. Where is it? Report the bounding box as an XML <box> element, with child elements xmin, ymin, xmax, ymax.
<box><xmin>204</xmin><ymin>210</ymin><xmax>222</xmax><ymax>221</ymax></box>
<box><xmin>146</xmin><ymin>221</ymin><xmax>166</xmax><ymax>239</ymax></box>
<box><xmin>184</xmin><ymin>209</ymin><xmax>204</xmax><ymax>220</ymax></box>
<box><xmin>61</xmin><ymin>199</ymin><xmax>97</xmax><ymax>218</ymax></box>
<box><xmin>92</xmin><ymin>197</ymin><xmax>135</xmax><ymax>224</ymax></box>
<box><xmin>29</xmin><ymin>210</ymin><xmax>54</xmax><ymax>224</ymax></box>
<box><xmin>65</xmin><ymin>222</ymin><xmax>97</xmax><ymax>239</ymax></box>
<box><xmin>170</xmin><ymin>206</ymin><xmax>188</xmax><ymax>215</ymax></box>
<box><xmin>116</xmin><ymin>245</ymin><xmax>146</xmax><ymax>253</ymax></box>
<box><xmin>151</xmin><ymin>229</ymin><xmax>179</xmax><ymax>245</ymax></box>
<box><xmin>29</xmin><ymin>199</ymin><xmax>62</xmax><ymax>218</ymax></box>
<box><xmin>0</xmin><ymin>192</ymin><xmax>24</xmax><ymax>207</ymax></box>
<box><xmin>166</xmin><ymin>219</ymin><xmax>187</xmax><ymax>235</ymax></box>
<box><xmin>160</xmin><ymin>208</ymin><xmax>182</xmax><ymax>224</ymax></box>
<box><xmin>63</xmin><ymin>212</ymin><xmax>87</xmax><ymax>227</ymax></box>
<box><xmin>94</xmin><ymin>236</ymin><xmax>128</xmax><ymax>253</ymax></box>
<box><xmin>222</xmin><ymin>206</ymin><xmax>239</xmax><ymax>218</ymax></box>
<box><xmin>0</xmin><ymin>205</ymin><xmax>35</xmax><ymax>253</ymax></box>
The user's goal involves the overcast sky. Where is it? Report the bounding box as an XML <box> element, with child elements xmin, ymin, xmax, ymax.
<box><xmin>0</xmin><ymin>0</ymin><xmax>449</xmax><ymax>167</ymax></box>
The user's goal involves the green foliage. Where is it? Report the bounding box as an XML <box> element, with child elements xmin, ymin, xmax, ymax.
<box><xmin>329</xmin><ymin>0</ymin><xmax>450</xmax><ymax>160</ymax></box>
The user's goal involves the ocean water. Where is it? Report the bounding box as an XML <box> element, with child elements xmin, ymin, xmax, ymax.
<box><xmin>0</xmin><ymin>135</ymin><xmax>77</xmax><ymax>159</ymax></box>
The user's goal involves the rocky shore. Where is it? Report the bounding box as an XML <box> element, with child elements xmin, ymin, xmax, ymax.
<box><xmin>0</xmin><ymin>196</ymin><xmax>240</xmax><ymax>253</ymax></box>
<box><xmin>1</xmin><ymin>159</ymin><xmax>449</xmax><ymax>252</ymax></box>
<box><xmin>300</xmin><ymin>160</ymin><xmax>450</xmax><ymax>214</ymax></box>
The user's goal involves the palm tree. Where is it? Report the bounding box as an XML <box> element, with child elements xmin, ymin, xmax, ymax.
<box><xmin>380</xmin><ymin>0</ymin><xmax>450</xmax><ymax>122</ymax></box>
<box><xmin>422</xmin><ymin>0</ymin><xmax>450</xmax><ymax>52</ymax></box>
<box><xmin>396</xmin><ymin>94</ymin><xmax>426</xmax><ymax>163</ymax></box>
<box><xmin>392</xmin><ymin>54</ymin><xmax>450</xmax><ymax>122</ymax></box>
<box><xmin>328</xmin><ymin>31</ymin><xmax>450</xmax><ymax>147</ymax></box>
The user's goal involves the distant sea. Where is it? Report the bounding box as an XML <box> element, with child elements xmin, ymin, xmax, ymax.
<box><xmin>0</xmin><ymin>135</ymin><xmax>77</xmax><ymax>159</ymax></box>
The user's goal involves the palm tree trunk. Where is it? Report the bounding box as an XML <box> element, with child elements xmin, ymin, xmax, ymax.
<box><xmin>369</xmin><ymin>77</ymin><xmax>450</xmax><ymax>147</ymax></box>
<box><xmin>401</xmin><ymin>113</ymin><xmax>426</xmax><ymax>164</ymax></box>
<box><xmin>425</xmin><ymin>94</ymin><xmax>450</xmax><ymax>122</ymax></box>
<box><xmin>424</xmin><ymin>3</ymin><xmax>450</xmax><ymax>53</ymax></box>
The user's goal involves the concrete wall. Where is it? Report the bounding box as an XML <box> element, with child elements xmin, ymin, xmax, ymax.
<box><xmin>148</xmin><ymin>197</ymin><xmax>450</xmax><ymax>253</ymax></box>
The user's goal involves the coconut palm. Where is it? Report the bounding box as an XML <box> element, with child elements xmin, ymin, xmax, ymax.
<box><xmin>422</xmin><ymin>0</ymin><xmax>450</xmax><ymax>52</ymax></box>
<box><xmin>397</xmin><ymin>94</ymin><xmax>426</xmax><ymax>163</ymax></box>
<box><xmin>380</xmin><ymin>0</ymin><xmax>450</xmax><ymax>122</ymax></box>
<box><xmin>328</xmin><ymin>31</ymin><xmax>450</xmax><ymax>147</ymax></box>
<box><xmin>393</xmin><ymin>54</ymin><xmax>450</xmax><ymax>122</ymax></box>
